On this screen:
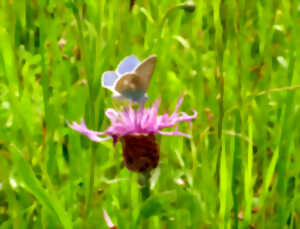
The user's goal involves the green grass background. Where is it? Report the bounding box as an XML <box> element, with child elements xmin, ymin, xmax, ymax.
<box><xmin>0</xmin><ymin>0</ymin><xmax>300</xmax><ymax>228</ymax></box>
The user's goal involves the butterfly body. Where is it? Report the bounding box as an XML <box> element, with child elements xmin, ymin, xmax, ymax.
<box><xmin>102</xmin><ymin>55</ymin><xmax>157</xmax><ymax>103</ymax></box>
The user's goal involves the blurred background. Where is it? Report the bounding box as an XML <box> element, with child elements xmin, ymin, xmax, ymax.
<box><xmin>0</xmin><ymin>0</ymin><xmax>299</xmax><ymax>228</ymax></box>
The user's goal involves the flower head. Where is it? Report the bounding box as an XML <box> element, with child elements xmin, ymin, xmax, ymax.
<box><xmin>69</xmin><ymin>97</ymin><xmax>197</xmax><ymax>172</ymax></box>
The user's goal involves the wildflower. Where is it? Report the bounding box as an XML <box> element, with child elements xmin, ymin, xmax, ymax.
<box><xmin>68</xmin><ymin>97</ymin><xmax>197</xmax><ymax>172</ymax></box>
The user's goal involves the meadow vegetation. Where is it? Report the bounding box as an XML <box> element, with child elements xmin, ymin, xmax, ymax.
<box><xmin>0</xmin><ymin>0</ymin><xmax>299</xmax><ymax>228</ymax></box>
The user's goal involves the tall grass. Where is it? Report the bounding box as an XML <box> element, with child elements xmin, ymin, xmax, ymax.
<box><xmin>0</xmin><ymin>0</ymin><xmax>299</xmax><ymax>228</ymax></box>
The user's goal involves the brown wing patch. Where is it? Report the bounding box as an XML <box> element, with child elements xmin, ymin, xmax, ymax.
<box><xmin>115</xmin><ymin>73</ymin><xmax>144</xmax><ymax>93</ymax></box>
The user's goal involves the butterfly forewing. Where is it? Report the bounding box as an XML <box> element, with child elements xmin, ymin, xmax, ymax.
<box><xmin>102</xmin><ymin>71</ymin><xmax>119</xmax><ymax>89</ymax></box>
<box><xmin>116</xmin><ymin>55</ymin><xmax>140</xmax><ymax>75</ymax></box>
<box><xmin>134</xmin><ymin>55</ymin><xmax>157</xmax><ymax>90</ymax></box>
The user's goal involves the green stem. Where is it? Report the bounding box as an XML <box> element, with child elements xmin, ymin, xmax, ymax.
<box><xmin>139</xmin><ymin>172</ymin><xmax>151</xmax><ymax>201</ymax></box>
<box><xmin>213</xmin><ymin>0</ymin><xmax>225</xmax><ymax>188</ymax></box>
<box><xmin>160</xmin><ymin>1</ymin><xmax>196</xmax><ymax>27</ymax></box>
<box><xmin>232</xmin><ymin>0</ymin><xmax>243</xmax><ymax>228</ymax></box>
<box><xmin>138</xmin><ymin>172</ymin><xmax>151</xmax><ymax>228</ymax></box>
<box><xmin>72</xmin><ymin>2</ymin><xmax>97</xmax><ymax>225</ymax></box>
<box><xmin>85</xmin><ymin>143</ymin><xmax>97</xmax><ymax>220</ymax></box>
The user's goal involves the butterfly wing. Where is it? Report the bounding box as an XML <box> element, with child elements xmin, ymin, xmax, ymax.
<box><xmin>102</xmin><ymin>55</ymin><xmax>156</xmax><ymax>103</ymax></box>
<box><xmin>101</xmin><ymin>71</ymin><xmax>119</xmax><ymax>90</ymax></box>
<box><xmin>116</xmin><ymin>55</ymin><xmax>140</xmax><ymax>75</ymax></box>
<box><xmin>134</xmin><ymin>55</ymin><xmax>157</xmax><ymax>91</ymax></box>
<box><xmin>114</xmin><ymin>73</ymin><xmax>147</xmax><ymax>102</ymax></box>
<box><xmin>102</xmin><ymin>55</ymin><xmax>140</xmax><ymax>91</ymax></box>
<box><xmin>114</xmin><ymin>73</ymin><xmax>144</xmax><ymax>93</ymax></box>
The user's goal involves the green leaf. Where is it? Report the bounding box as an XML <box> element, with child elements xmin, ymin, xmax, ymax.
<box><xmin>10</xmin><ymin>147</ymin><xmax>72</xmax><ymax>229</ymax></box>
<box><xmin>136</xmin><ymin>191</ymin><xmax>176</xmax><ymax>224</ymax></box>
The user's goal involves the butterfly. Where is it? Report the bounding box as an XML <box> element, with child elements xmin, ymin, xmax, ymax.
<box><xmin>101</xmin><ymin>55</ymin><xmax>157</xmax><ymax>103</ymax></box>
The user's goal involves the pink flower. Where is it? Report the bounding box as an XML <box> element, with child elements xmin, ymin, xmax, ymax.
<box><xmin>68</xmin><ymin>97</ymin><xmax>197</xmax><ymax>172</ymax></box>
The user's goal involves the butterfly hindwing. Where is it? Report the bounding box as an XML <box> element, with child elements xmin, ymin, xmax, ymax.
<box><xmin>114</xmin><ymin>73</ymin><xmax>144</xmax><ymax>93</ymax></box>
<box><xmin>102</xmin><ymin>71</ymin><xmax>119</xmax><ymax>90</ymax></box>
<box><xmin>114</xmin><ymin>73</ymin><xmax>147</xmax><ymax>102</ymax></box>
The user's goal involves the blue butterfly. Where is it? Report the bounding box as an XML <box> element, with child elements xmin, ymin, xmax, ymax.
<box><xmin>101</xmin><ymin>55</ymin><xmax>157</xmax><ymax>103</ymax></box>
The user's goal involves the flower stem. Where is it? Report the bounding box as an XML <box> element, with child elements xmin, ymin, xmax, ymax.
<box><xmin>86</xmin><ymin>143</ymin><xmax>96</xmax><ymax>217</ymax></box>
<box><xmin>138</xmin><ymin>172</ymin><xmax>151</xmax><ymax>228</ymax></box>
<box><xmin>139</xmin><ymin>172</ymin><xmax>151</xmax><ymax>201</ymax></box>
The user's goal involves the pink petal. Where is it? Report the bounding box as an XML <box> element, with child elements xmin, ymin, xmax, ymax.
<box><xmin>158</xmin><ymin>130</ymin><xmax>191</xmax><ymax>138</ymax></box>
<box><xmin>170</xmin><ymin>97</ymin><xmax>184</xmax><ymax>119</ymax></box>
<box><xmin>68</xmin><ymin>119</ymin><xmax>111</xmax><ymax>142</ymax></box>
<box><xmin>103</xmin><ymin>209</ymin><xmax>117</xmax><ymax>229</ymax></box>
<box><xmin>105</xmin><ymin>109</ymin><xmax>120</xmax><ymax>123</ymax></box>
